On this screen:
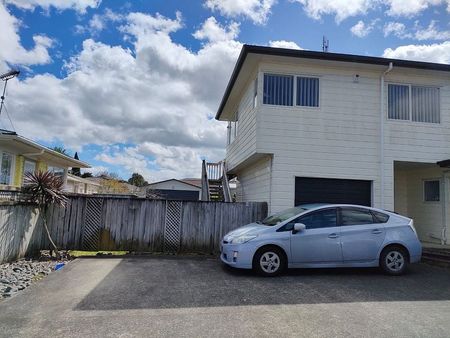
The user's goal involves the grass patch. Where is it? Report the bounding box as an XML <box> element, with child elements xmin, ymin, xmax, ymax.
<box><xmin>69</xmin><ymin>250</ymin><xmax>129</xmax><ymax>257</ymax></box>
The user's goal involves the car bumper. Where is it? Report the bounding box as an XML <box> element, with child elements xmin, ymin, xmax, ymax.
<box><xmin>220</xmin><ymin>243</ymin><xmax>254</xmax><ymax>269</ymax></box>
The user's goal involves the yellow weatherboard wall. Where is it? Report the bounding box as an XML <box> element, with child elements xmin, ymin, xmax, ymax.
<box><xmin>13</xmin><ymin>155</ymin><xmax>24</xmax><ymax>187</ymax></box>
<box><xmin>37</xmin><ymin>161</ymin><xmax>48</xmax><ymax>172</ymax></box>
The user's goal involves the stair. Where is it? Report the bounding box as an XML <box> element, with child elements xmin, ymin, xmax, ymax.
<box><xmin>200</xmin><ymin>160</ymin><xmax>231</xmax><ymax>202</ymax></box>
<box><xmin>422</xmin><ymin>248</ymin><xmax>450</xmax><ymax>268</ymax></box>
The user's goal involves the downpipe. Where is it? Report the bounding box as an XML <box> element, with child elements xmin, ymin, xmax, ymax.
<box><xmin>380</xmin><ymin>62</ymin><xmax>393</xmax><ymax>209</ymax></box>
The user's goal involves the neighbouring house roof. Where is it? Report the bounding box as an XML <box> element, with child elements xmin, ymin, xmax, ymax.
<box><xmin>145</xmin><ymin>178</ymin><xmax>202</xmax><ymax>190</ymax></box>
<box><xmin>0</xmin><ymin>129</ymin><xmax>90</xmax><ymax>168</ymax></box>
<box><xmin>216</xmin><ymin>44</ymin><xmax>450</xmax><ymax>120</ymax></box>
<box><xmin>67</xmin><ymin>173</ymin><xmax>101</xmax><ymax>186</ymax></box>
<box><xmin>180</xmin><ymin>178</ymin><xmax>202</xmax><ymax>188</ymax></box>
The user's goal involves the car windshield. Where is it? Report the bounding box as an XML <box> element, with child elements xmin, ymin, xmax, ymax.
<box><xmin>260</xmin><ymin>206</ymin><xmax>308</xmax><ymax>226</ymax></box>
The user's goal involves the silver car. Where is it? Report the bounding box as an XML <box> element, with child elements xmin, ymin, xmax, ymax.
<box><xmin>221</xmin><ymin>204</ymin><xmax>422</xmax><ymax>276</ymax></box>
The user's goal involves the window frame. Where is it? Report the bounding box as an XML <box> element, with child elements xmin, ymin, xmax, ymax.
<box><xmin>281</xmin><ymin>207</ymin><xmax>338</xmax><ymax>231</ymax></box>
<box><xmin>387</xmin><ymin>82</ymin><xmax>441</xmax><ymax>124</ymax></box>
<box><xmin>0</xmin><ymin>151</ymin><xmax>15</xmax><ymax>185</ymax></box>
<box><xmin>262</xmin><ymin>72</ymin><xmax>321</xmax><ymax>109</ymax></box>
<box><xmin>338</xmin><ymin>207</ymin><xmax>378</xmax><ymax>226</ymax></box>
<box><xmin>423</xmin><ymin>179</ymin><xmax>441</xmax><ymax>203</ymax></box>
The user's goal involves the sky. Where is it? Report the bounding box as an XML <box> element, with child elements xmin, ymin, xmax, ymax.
<box><xmin>0</xmin><ymin>0</ymin><xmax>449</xmax><ymax>182</ymax></box>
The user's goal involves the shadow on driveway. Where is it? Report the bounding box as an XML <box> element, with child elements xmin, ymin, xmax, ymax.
<box><xmin>75</xmin><ymin>257</ymin><xmax>450</xmax><ymax>311</ymax></box>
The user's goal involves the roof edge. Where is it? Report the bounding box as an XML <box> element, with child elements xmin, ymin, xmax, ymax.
<box><xmin>215</xmin><ymin>44</ymin><xmax>450</xmax><ymax>120</ymax></box>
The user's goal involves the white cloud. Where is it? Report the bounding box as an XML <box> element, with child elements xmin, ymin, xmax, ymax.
<box><xmin>383</xmin><ymin>41</ymin><xmax>450</xmax><ymax>63</ymax></box>
<box><xmin>268</xmin><ymin>40</ymin><xmax>302</xmax><ymax>49</ymax></box>
<box><xmin>385</xmin><ymin>0</ymin><xmax>447</xmax><ymax>17</ymax></box>
<box><xmin>383</xmin><ymin>21</ymin><xmax>410</xmax><ymax>38</ymax></box>
<box><xmin>0</xmin><ymin>3</ymin><xmax>53</xmax><ymax>69</ymax></box>
<box><xmin>414</xmin><ymin>20</ymin><xmax>450</xmax><ymax>40</ymax></box>
<box><xmin>350</xmin><ymin>19</ymin><xmax>378</xmax><ymax>37</ymax></box>
<box><xmin>7</xmin><ymin>13</ymin><xmax>242</xmax><ymax>180</ymax></box>
<box><xmin>204</xmin><ymin>0</ymin><xmax>275</xmax><ymax>25</ymax></box>
<box><xmin>293</xmin><ymin>0</ymin><xmax>450</xmax><ymax>22</ymax></box>
<box><xmin>293</xmin><ymin>0</ymin><xmax>375</xmax><ymax>23</ymax></box>
<box><xmin>75</xmin><ymin>8</ymin><xmax>124</xmax><ymax>35</ymax></box>
<box><xmin>193</xmin><ymin>17</ymin><xmax>239</xmax><ymax>42</ymax></box>
<box><xmin>5</xmin><ymin>0</ymin><xmax>100</xmax><ymax>13</ymax></box>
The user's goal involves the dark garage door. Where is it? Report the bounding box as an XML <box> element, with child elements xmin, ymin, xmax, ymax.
<box><xmin>295</xmin><ymin>177</ymin><xmax>372</xmax><ymax>206</ymax></box>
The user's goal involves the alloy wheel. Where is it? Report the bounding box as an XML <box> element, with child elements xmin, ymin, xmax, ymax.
<box><xmin>385</xmin><ymin>250</ymin><xmax>405</xmax><ymax>272</ymax></box>
<box><xmin>260</xmin><ymin>251</ymin><xmax>280</xmax><ymax>273</ymax></box>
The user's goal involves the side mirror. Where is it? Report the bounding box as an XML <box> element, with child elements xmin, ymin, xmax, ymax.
<box><xmin>293</xmin><ymin>223</ymin><xmax>306</xmax><ymax>234</ymax></box>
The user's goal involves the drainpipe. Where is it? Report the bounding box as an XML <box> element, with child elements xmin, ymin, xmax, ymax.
<box><xmin>380</xmin><ymin>62</ymin><xmax>393</xmax><ymax>209</ymax></box>
<box><xmin>441</xmin><ymin>170</ymin><xmax>450</xmax><ymax>245</ymax></box>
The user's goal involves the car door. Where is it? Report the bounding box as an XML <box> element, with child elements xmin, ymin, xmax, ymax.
<box><xmin>289</xmin><ymin>208</ymin><xmax>342</xmax><ymax>264</ymax></box>
<box><xmin>339</xmin><ymin>207</ymin><xmax>386</xmax><ymax>262</ymax></box>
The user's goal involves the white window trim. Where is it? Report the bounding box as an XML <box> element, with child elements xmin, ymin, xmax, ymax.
<box><xmin>387</xmin><ymin>82</ymin><xmax>441</xmax><ymax>124</ymax></box>
<box><xmin>423</xmin><ymin>179</ymin><xmax>441</xmax><ymax>203</ymax></box>
<box><xmin>262</xmin><ymin>72</ymin><xmax>321</xmax><ymax>109</ymax></box>
<box><xmin>0</xmin><ymin>151</ymin><xmax>15</xmax><ymax>186</ymax></box>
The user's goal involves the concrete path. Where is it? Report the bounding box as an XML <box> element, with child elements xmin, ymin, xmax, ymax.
<box><xmin>0</xmin><ymin>257</ymin><xmax>449</xmax><ymax>337</ymax></box>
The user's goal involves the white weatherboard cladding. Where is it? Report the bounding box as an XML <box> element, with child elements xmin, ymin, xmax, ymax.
<box><xmin>226</xmin><ymin>72</ymin><xmax>258</xmax><ymax>171</ymax></box>
<box><xmin>235</xmin><ymin>156</ymin><xmax>271</xmax><ymax>206</ymax></box>
<box><xmin>226</xmin><ymin>57</ymin><xmax>450</xmax><ymax>214</ymax></box>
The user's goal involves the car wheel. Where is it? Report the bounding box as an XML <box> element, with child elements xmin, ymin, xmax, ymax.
<box><xmin>380</xmin><ymin>246</ymin><xmax>409</xmax><ymax>276</ymax></box>
<box><xmin>253</xmin><ymin>247</ymin><xmax>286</xmax><ymax>277</ymax></box>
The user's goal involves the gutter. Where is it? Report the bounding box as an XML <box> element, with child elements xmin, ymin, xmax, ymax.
<box><xmin>380</xmin><ymin>62</ymin><xmax>393</xmax><ymax>209</ymax></box>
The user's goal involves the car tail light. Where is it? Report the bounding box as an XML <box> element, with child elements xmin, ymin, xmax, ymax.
<box><xmin>409</xmin><ymin>219</ymin><xmax>417</xmax><ymax>236</ymax></box>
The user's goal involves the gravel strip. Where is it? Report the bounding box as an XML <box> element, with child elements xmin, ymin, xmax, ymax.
<box><xmin>0</xmin><ymin>258</ymin><xmax>69</xmax><ymax>299</ymax></box>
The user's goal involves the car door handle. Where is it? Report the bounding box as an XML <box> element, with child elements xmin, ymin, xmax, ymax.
<box><xmin>372</xmin><ymin>229</ymin><xmax>383</xmax><ymax>234</ymax></box>
<box><xmin>328</xmin><ymin>233</ymin><xmax>339</xmax><ymax>239</ymax></box>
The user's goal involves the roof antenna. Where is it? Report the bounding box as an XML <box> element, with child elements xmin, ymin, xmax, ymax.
<box><xmin>0</xmin><ymin>69</ymin><xmax>20</xmax><ymax>119</ymax></box>
<box><xmin>322</xmin><ymin>36</ymin><xmax>329</xmax><ymax>52</ymax></box>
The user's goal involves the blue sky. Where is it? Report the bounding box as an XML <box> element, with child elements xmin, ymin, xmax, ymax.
<box><xmin>1</xmin><ymin>0</ymin><xmax>449</xmax><ymax>181</ymax></box>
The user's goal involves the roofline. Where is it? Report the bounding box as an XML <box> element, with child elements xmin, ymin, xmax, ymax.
<box><xmin>0</xmin><ymin>133</ymin><xmax>90</xmax><ymax>168</ymax></box>
<box><xmin>215</xmin><ymin>44</ymin><xmax>450</xmax><ymax>120</ymax></box>
<box><xmin>145</xmin><ymin>178</ymin><xmax>202</xmax><ymax>189</ymax></box>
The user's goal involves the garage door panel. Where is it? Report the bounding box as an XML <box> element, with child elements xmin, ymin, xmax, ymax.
<box><xmin>295</xmin><ymin>177</ymin><xmax>371</xmax><ymax>206</ymax></box>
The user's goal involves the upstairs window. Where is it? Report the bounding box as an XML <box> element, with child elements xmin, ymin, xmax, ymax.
<box><xmin>263</xmin><ymin>74</ymin><xmax>293</xmax><ymax>106</ymax></box>
<box><xmin>388</xmin><ymin>84</ymin><xmax>440</xmax><ymax>123</ymax></box>
<box><xmin>297</xmin><ymin>77</ymin><xmax>319</xmax><ymax>107</ymax></box>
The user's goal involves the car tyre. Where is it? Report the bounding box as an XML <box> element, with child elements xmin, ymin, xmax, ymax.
<box><xmin>253</xmin><ymin>246</ymin><xmax>286</xmax><ymax>277</ymax></box>
<box><xmin>380</xmin><ymin>246</ymin><xmax>409</xmax><ymax>276</ymax></box>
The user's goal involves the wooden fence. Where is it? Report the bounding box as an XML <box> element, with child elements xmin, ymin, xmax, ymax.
<box><xmin>0</xmin><ymin>196</ymin><xmax>268</xmax><ymax>263</ymax></box>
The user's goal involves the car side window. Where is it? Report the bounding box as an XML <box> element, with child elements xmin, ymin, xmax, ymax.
<box><xmin>341</xmin><ymin>208</ymin><xmax>374</xmax><ymax>226</ymax></box>
<box><xmin>297</xmin><ymin>209</ymin><xmax>338</xmax><ymax>230</ymax></box>
<box><xmin>372</xmin><ymin>210</ymin><xmax>389</xmax><ymax>223</ymax></box>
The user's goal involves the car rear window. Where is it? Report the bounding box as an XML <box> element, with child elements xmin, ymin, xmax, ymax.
<box><xmin>372</xmin><ymin>211</ymin><xmax>389</xmax><ymax>223</ymax></box>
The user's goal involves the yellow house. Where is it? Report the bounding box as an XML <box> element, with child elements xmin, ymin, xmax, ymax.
<box><xmin>0</xmin><ymin>129</ymin><xmax>90</xmax><ymax>190</ymax></box>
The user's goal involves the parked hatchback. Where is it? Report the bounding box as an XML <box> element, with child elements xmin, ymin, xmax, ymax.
<box><xmin>221</xmin><ymin>204</ymin><xmax>422</xmax><ymax>276</ymax></box>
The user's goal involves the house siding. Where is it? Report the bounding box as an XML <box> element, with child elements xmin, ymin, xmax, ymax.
<box><xmin>225</xmin><ymin>73</ymin><xmax>258</xmax><ymax>171</ymax></box>
<box><xmin>235</xmin><ymin>156</ymin><xmax>272</xmax><ymax>207</ymax></box>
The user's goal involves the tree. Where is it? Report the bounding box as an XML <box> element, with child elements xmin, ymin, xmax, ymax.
<box><xmin>52</xmin><ymin>146</ymin><xmax>69</xmax><ymax>156</ymax></box>
<box><xmin>128</xmin><ymin>172</ymin><xmax>148</xmax><ymax>187</ymax></box>
<box><xmin>71</xmin><ymin>152</ymin><xmax>81</xmax><ymax>176</ymax></box>
<box><xmin>22</xmin><ymin>171</ymin><xmax>68</xmax><ymax>259</ymax></box>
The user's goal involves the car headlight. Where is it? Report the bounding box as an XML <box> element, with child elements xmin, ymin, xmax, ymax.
<box><xmin>230</xmin><ymin>235</ymin><xmax>257</xmax><ymax>244</ymax></box>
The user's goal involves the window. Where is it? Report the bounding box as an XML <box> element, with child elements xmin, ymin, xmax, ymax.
<box><xmin>341</xmin><ymin>208</ymin><xmax>374</xmax><ymax>226</ymax></box>
<box><xmin>295</xmin><ymin>208</ymin><xmax>337</xmax><ymax>230</ymax></box>
<box><xmin>296</xmin><ymin>77</ymin><xmax>319</xmax><ymax>107</ymax></box>
<box><xmin>424</xmin><ymin>180</ymin><xmax>440</xmax><ymax>202</ymax></box>
<box><xmin>0</xmin><ymin>152</ymin><xmax>13</xmax><ymax>185</ymax></box>
<box><xmin>388</xmin><ymin>84</ymin><xmax>440</xmax><ymax>123</ymax></box>
<box><xmin>372</xmin><ymin>210</ymin><xmax>389</xmax><ymax>223</ymax></box>
<box><xmin>263</xmin><ymin>73</ymin><xmax>293</xmax><ymax>106</ymax></box>
<box><xmin>22</xmin><ymin>160</ymin><xmax>36</xmax><ymax>185</ymax></box>
<box><xmin>48</xmin><ymin>166</ymin><xmax>64</xmax><ymax>178</ymax></box>
<box><xmin>227</xmin><ymin>111</ymin><xmax>238</xmax><ymax>145</ymax></box>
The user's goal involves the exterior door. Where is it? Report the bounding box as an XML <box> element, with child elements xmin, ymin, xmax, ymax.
<box><xmin>339</xmin><ymin>207</ymin><xmax>386</xmax><ymax>262</ymax></box>
<box><xmin>289</xmin><ymin>208</ymin><xmax>342</xmax><ymax>263</ymax></box>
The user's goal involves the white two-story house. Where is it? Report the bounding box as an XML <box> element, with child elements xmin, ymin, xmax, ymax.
<box><xmin>216</xmin><ymin>45</ymin><xmax>450</xmax><ymax>245</ymax></box>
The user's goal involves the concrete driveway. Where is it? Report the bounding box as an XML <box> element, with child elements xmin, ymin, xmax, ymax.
<box><xmin>0</xmin><ymin>257</ymin><xmax>449</xmax><ymax>338</ymax></box>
